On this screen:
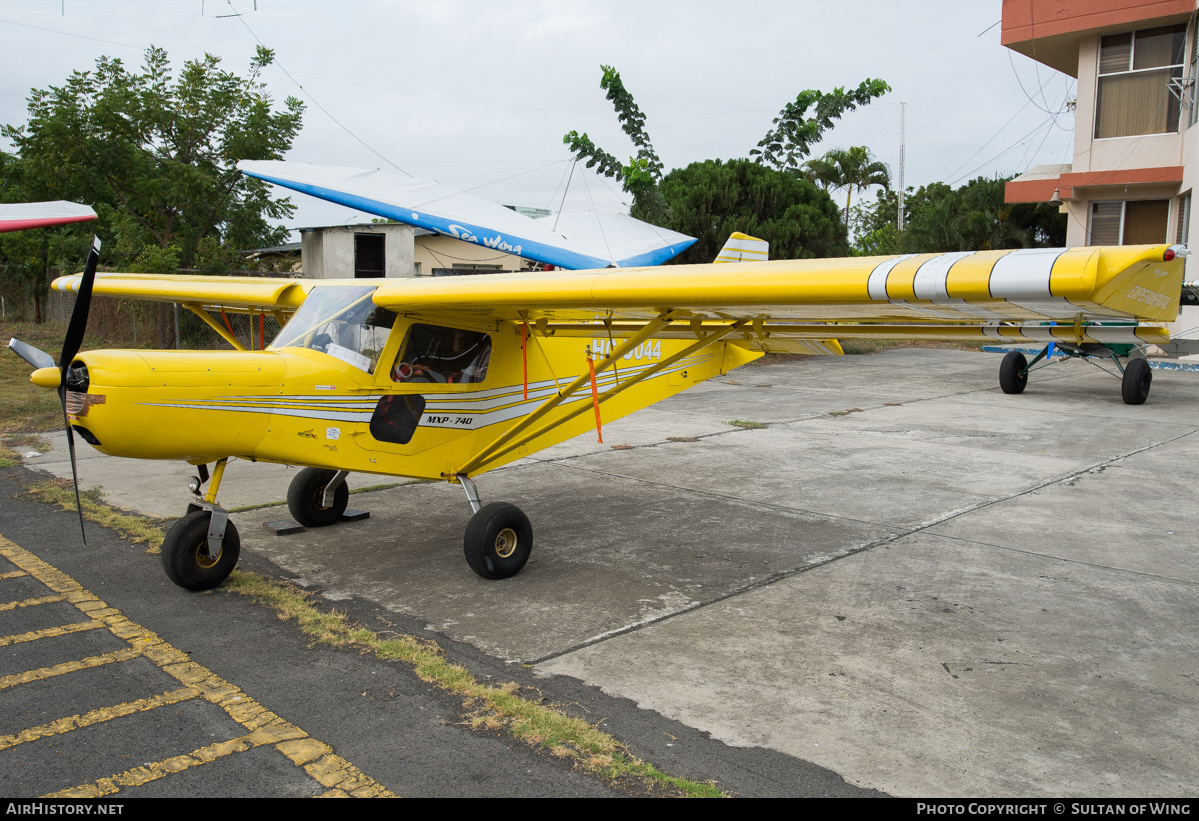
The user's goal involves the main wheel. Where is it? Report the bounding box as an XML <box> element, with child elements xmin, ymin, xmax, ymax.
<box><xmin>999</xmin><ymin>351</ymin><xmax>1028</xmax><ymax>394</ymax></box>
<box><xmin>287</xmin><ymin>467</ymin><xmax>349</xmax><ymax>527</ymax></box>
<box><xmin>463</xmin><ymin>502</ymin><xmax>533</xmax><ymax>580</ymax></box>
<box><xmin>1121</xmin><ymin>357</ymin><xmax>1152</xmax><ymax>405</ymax></box>
<box><xmin>161</xmin><ymin>510</ymin><xmax>240</xmax><ymax>591</ymax></box>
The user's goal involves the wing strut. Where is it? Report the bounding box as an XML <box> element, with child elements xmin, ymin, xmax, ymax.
<box><xmin>453</xmin><ymin>315</ymin><xmax>746</xmax><ymax>477</ymax></box>
<box><xmin>184</xmin><ymin>304</ymin><xmax>248</xmax><ymax>351</ymax></box>
<box><xmin>453</xmin><ymin>312</ymin><xmax>678</xmax><ymax>477</ymax></box>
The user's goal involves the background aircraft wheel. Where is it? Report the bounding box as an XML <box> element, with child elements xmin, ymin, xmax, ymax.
<box><xmin>999</xmin><ymin>351</ymin><xmax>1028</xmax><ymax>394</ymax></box>
<box><xmin>463</xmin><ymin>502</ymin><xmax>533</xmax><ymax>580</ymax></box>
<box><xmin>1121</xmin><ymin>357</ymin><xmax>1152</xmax><ymax>405</ymax></box>
<box><xmin>287</xmin><ymin>467</ymin><xmax>349</xmax><ymax>526</ymax></box>
<box><xmin>161</xmin><ymin>510</ymin><xmax>240</xmax><ymax>591</ymax></box>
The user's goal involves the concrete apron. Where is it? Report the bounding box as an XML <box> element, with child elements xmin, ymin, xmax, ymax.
<box><xmin>18</xmin><ymin>348</ymin><xmax>1199</xmax><ymax>797</ymax></box>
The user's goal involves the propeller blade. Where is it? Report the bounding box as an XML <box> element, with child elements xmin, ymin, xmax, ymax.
<box><xmin>61</xmin><ymin>407</ymin><xmax>88</xmax><ymax>548</ymax></box>
<box><xmin>58</xmin><ymin>236</ymin><xmax>100</xmax><ymax>548</ymax></box>
<box><xmin>59</xmin><ymin>236</ymin><xmax>101</xmax><ymax>371</ymax></box>
<box><xmin>7</xmin><ymin>337</ymin><xmax>55</xmax><ymax>370</ymax></box>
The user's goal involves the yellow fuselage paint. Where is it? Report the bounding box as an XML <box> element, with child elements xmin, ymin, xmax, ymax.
<box><xmin>69</xmin><ymin>318</ymin><xmax>757</xmax><ymax>480</ymax></box>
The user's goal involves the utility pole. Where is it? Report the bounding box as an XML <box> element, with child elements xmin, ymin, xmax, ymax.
<box><xmin>898</xmin><ymin>102</ymin><xmax>906</xmax><ymax>233</ymax></box>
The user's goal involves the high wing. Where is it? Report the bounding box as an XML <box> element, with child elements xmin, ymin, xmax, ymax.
<box><xmin>237</xmin><ymin>160</ymin><xmax>697</xmax><ymax>269</ymax></box>
<box><xmin>0</xmin><ymin>201</ymin><xmax>97</xmax><ymax>233</ymax></box>
<box><xmin>52</xmin><ymin>245</ymin><xmax>1184</xmax><ymax>353</ymax></box>
<box><xmin>365</xmin><ymin>244</ymin><xmax>1185</xmax><ymax>351</ymax></box>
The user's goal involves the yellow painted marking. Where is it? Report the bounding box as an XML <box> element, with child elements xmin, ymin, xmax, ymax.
<box><xmin>0</xmin><ymin>620</ymin><xmax>102</xmax><ymax>647</ymax></box>
<box><xmin>945</xmin><ymin>251</ymin><xmax>1005</xmax><ymax>298</ymax></box>
<box><xmin>885</xmin><ymin>254</ymin><xmax>935</xmax><ymax>301</ymax></box>
<box><xmin>0</xmin><ymin>570</ymin><xmax>28</xmax><ymax>580</ymax></box>
<box><xmin>0</xmin><ymin>646</ymin><xmax>143</xmax><ymax>690</ymax></box>
<box><xmin>0</xmin><ymin>535</ymin><xmax>395</xmax><ymax>798</ymax></box>
<box><xmin>0</xmin><ymin>686</ymin><xmax>198</xmax><ymax>751</ymax></box>
<box><xmin>0</xmin><ymin>593</ymin><xmax>67</xmax><ymax>611</ymax></box>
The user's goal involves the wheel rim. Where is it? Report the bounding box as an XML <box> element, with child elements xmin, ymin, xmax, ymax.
<box><xmin>194</xmin><ymin>541</ymin><xmax>221</xmax><ymax>569</ymax></box>
<box><xmin>494</xmin><ymin>528</ymin><xmax>518</xmax><ymax>558</ymax></box>
<box><xmin>312</xmin><ymin>488</ymin><xmax>331</xmax><ymax>511</ymax></box>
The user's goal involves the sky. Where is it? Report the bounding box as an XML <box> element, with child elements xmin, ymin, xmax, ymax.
<box><xmin>0</xmin><ymin>0</ymin><xmax>1079</xmax><ymax>237</ymax></box>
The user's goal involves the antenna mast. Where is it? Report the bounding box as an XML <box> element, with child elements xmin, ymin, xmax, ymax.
<box><xmin>898</xmin><ymin>102</ymin><xmax>906</xmax><ymax>233</ymax></box>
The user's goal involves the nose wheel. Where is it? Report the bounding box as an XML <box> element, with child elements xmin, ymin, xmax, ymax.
<box><xmin>161</xmin><ymin>509</ymin><xmax>240</xmax><ymax>591</ymax></box>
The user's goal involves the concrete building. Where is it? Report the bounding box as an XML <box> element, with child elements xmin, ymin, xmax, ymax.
<box><xmin>1003</xmin><ymin>0</ymin><xmax>1196</xmax><ymax>276</ymax></box>
<box><xmin>299</xmin><ymin>222</ymin><xmax>528</xmax><ymax>279</ymax></box>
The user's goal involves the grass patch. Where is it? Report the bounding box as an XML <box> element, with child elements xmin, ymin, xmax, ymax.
<box><xmin>225</xmin><ymin>572</ymin><xmax>725</xmax><ymax>797</ymax></box>
<box><xmin>727</xmin><ymin>420</ymin><xmax>767</xmax><ymax>429</ymax></box>
<box><xmin>22</xmin><ymin>478</ymin><xmax>168</xmax><ymax>551</ymax></box>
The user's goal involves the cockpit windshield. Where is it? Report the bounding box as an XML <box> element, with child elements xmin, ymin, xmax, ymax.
<box><xmin>270</xmin><ymin>285</ymin><xmax>395</xmax><ymax>374</ymax></box>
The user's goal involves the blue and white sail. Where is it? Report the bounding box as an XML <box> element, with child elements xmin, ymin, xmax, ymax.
<box><xmin>238</xmin><ymin>160</ymin><xmax>695</xmax><ymax>270</ymax></box>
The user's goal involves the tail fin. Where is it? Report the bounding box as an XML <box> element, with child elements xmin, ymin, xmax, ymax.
<box><xmin>714</xmin><ymin>233</ymin><xmax>768</xmax><ymax>264</ymax></box>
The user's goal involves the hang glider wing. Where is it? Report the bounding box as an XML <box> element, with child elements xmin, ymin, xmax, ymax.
<box><xmin>237</xmin><ymin>160</ymin><xmax>696</xmax><ymax>270</ymax></box>
<box><xmin>366</xmin><ymin>244</ymin><xmax>1185</xmax><ymax>351</ymax></box>
<box><xmin>0</xmin><ymin>201</ymin><xmax>97</xmax><ymax>233</ymax></box>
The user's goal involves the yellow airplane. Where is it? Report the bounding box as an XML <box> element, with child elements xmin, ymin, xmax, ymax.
<box><xmin>8</xmin><ymin>239</ymin><xmax>1187</xmax><ymax>591</ymax></box>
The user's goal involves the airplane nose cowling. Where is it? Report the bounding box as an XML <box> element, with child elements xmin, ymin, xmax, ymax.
<box><xmin>68</xmin><ymin>349</ymin><xmax>285</xmax><ymax>463</ymax></box>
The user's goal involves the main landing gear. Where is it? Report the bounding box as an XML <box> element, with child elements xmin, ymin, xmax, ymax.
<box><xmin>457</xmin><ymin>476</ymin><xmax>533</xmax><ymax>580</ymax></box>
<box><xmin>287</xmin><ymin>468</ymin><xmax>349</xmax><ymax>527</ymax></box>
<box><xmin>999</xmin><ymin>343</ymin><xmax>1152</xmax><ymax>405</ymax></box>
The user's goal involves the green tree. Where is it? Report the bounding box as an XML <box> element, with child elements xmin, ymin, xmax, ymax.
<box><xmin>657</xmin><ymin>159</ymin><xmax>848</xmax><ymax>263</ymax></box>
<box><xmin>849</xmin><ymin>176</ymin><xmax>1066</xmax><ymax>255</ymax></box>
<box><xmin>803</xmin><ymin>146</ymin><xmax>890</xmax><ymax>224</ymax></box>
<box><xmin>1</xmin><ymin>45</ymin><xmax>304</xmax><ymax>328</ymax></box>
<box><xmin>564</xmin><ymin>67</ymin><xmax>888</xmax><ymax>252</ymax></box>
<box><xmin>749</xmin><ymin>80</ymin><xmax>891</xmax><ymax>173</ymax></box>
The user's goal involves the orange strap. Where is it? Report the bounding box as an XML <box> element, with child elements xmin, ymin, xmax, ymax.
<box><xmin>521</xmin><ymin>321</ymin><xmax>529</xmax><ymax>400</ymax></box>
<box><xmin>220</xmin><ymin>309</ymin><xmax>235</xmax><ymax>336</ymax></box>
<box><xmin>586</xmin><ymin>347</ymin><xmax>603</xmax><ymax>444</ymax></box>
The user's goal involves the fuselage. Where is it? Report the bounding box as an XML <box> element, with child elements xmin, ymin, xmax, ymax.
<box><xmin>67</xmin><ymin>314</ymin><xmax>755</xmax><ymax>480</ymax></box>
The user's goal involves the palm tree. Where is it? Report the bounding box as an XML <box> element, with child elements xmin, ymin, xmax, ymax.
<box><xmin>805</xmin><ymin>146</ymin><xmax>891</xmax><ymax>224</ymax></box>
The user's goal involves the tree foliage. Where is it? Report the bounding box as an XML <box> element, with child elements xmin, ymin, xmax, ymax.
<box><xmin>749</xmin><ymin>79</ymin><xmax>891</xmax><ymax>173</ymax></box>
<box><xmin>563</xmin><ymin>67</ymin><xmax>887</xmax><ymax>251</ymax></box>
<box><xmin>850</xmin><ymin>176</ymin><xmax>1067</xmax><ymax>256</ymax></box>
<box><xmin>1</xmin><ymin>45</ymin><xmax>304</xmax><ymax>295</ymax></box>
<box><xmin>657</xmin><ymin>159</ymin><xmax>848</xmax><ymax>263</ymax></box>
<box><xmin>801</xmin><ymin>145</ymin><xmax>890</xmax><ymax>224</ymax></box>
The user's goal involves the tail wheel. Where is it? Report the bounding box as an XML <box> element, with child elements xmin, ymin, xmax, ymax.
<box><xmin>287</xmin><ymin>467</ymin><xmax>349</xmax><ymax>527</ymax></box>
<box><xmin>999</xmin><ymin>351</ymin><xmax>1028</xmax><ymax>395</ymax></box>
<box><xmin>161</xmin><ymin>510</ymin><xmax>240</xmax><ymax>591</ymax></box>
<box><xmin>463</xmin><ymin>502</ymin><xmax>533</xmax><ymax>580</ymax></box>
<box><xmin>1121</xmin><ymin>357</ymin><xmax>1152</xmax><ymax>405</ymax></box>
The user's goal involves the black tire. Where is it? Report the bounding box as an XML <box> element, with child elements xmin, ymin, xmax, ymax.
<box><xmin>287</xmin><ymin>467</ymin><xmax>349</xmax><ymax>527</ymax></box>
<box><xmin>999</xmin><ymin>351</ymin><xmax>1028</xmax><ymax>395</ymax></box>
<box><xmin>463</xmin><ymin>502</ymin><xmax>533</xmax><ymax>580</ymax></box>
<box><xmin>1121</xmin><ymin>357</ymin><xmax>1152</xmax><ymax>405</ymax></box>
<box><xmin>161</xmin><ymin>510</ymin><xmax>240</xmax><ymax>591</ymax></box>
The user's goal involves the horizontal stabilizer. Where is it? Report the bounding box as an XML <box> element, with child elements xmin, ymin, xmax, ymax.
<box><xmin>8</xmin><ymin>337</ymin><xmax>56</xmax><ymax>370</ymax></box>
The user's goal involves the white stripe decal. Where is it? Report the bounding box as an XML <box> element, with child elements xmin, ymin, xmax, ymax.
<box><xmin>868</xmin><ymin>254</ymin><xmax>917</xmax><ymax>301</ymax></box>
<box><xmin>989</xmin><ymin>248</ymin><xmax>1063</xmax><ymax>299</ymax></box>
<box><xmin>912</xmin><ymin>251</ymin><xmax>973</xmax><ymax>300</ymax></box>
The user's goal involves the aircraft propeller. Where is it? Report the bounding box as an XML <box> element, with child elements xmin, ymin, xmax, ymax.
<box><xmin>6</xmin><ymin>236</ymin><xmax>100</xmax><ymax>545</ymax></box>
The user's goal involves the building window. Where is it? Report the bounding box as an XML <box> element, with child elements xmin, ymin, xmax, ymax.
<box><xmin>1178</xmin><ymin>191</ymin><xmax>1192</xmax><ymax>245</ymax></box>
<box><xmin>354</xmin><ymin>233</ymin><xmax>386</xmax><ymax>278</ymax></box>
<box><xmin>1095</xmin><ymin>25</ymin><xmax>1186</xmax><ymax>139</ymax></box>
<box><xmin>1089</xmin><ymin>200</ymin><xmax>1170</xmax><ymax>244</ymax></box>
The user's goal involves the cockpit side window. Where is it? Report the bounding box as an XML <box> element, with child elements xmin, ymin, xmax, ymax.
<box><xmin>392</xmin><ymin>324</ymin><xmax>491</xmax><ymax>384</ymax></box>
